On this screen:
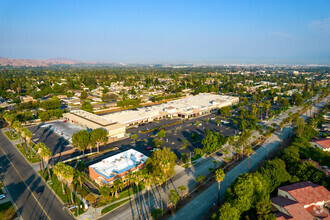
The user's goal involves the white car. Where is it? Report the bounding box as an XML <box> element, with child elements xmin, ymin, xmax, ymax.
<box><xmin>0</xmin><ymin>194</ymin><xmax>6</xmax><ymax>200</ymax></box>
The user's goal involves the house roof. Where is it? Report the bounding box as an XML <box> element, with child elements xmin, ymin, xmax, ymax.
<box><xmin>274</xmin><ymin>212</ymin><xmax>293</xmax><ymax>220</ymax></box>
<box><xmin>271</xmin><ymin>196</ymin><xmax>298</xmax><ymax>207</ymax></box>
<box><xmin>271</xmin><ymin>196</ymin><xmax>314</xmax><ymax>220</ymax></box>
<box><xmin>311</xmin><ymin>138</ymin><xmax>330</xmax><ymax>149</ymax></box>
<box><xmin>278</xmin><ymin>181</ymin><xmax>330</xmax><ymax>206</ymax></box>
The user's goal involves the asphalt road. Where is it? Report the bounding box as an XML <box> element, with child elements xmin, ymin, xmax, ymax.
<box><xmin>168</xmin><ymin>95</ymin><xmax>329</xmax><ymax>220</ymax></box>
<box><xmin>0</xmin><ymin>130</ymin><xmax>74</xmax><ymax>220</ymax></box>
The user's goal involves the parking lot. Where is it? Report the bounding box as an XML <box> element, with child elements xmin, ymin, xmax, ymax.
<box><xmin>93</xmin><ymin>113</ymin><xmax>239</xmax><ymax>162</ymax></box>
<box><xmin>27</xmin><ymin>113</ymin><xmax>239</xmax><ymax>164</ymax></box>
<box><xmin>128</xmin><ymin>113</ymin><xmax>237</xmax><ymax>158</ymax></box>
<box><xmin>27</xmin><ymin>120</ymin><xmax>85</xmax><ymax>160</ymax></box>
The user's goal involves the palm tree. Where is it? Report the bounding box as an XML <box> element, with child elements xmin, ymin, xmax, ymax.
<box><xmin>131</xmin><ymin>171</ymin><xmax>143</xmax><ymax>214</ymax></box>
<box><xmin>155</xmin><ymin>173</ymin><xmax>165</xmax><ymax>213</ymax></box>
<box><xmin>143</xmin><ymin>173</ymin><xmax>153</xmax><ymax>213</ymax></box>
<box><xmin>75</xmin><ymin>170</ymin><xmax>85</xmax><ymax>188</ymax></box>
<box><xmin>178</xmin><ymin>185</ymin><xmax>186</xmax><ymax>199</ymax></box>
<box><xmin>37</xmin><ymin>142</ymin><xmax>52</xmax><ymax>179</ymax></box>
<box><xmin>265</xmin><ymin>100</ymin><xmax>271</xmax><ymax>118</ymax></box>
<box><xmin>113</xmin><ymin>179</ymin><xmax>124</xmax><ymax>198</ymax></box>
<box><xmin>23</xmin><ymin>127</ymin><xmax>33</xmax><ymax>158</ymax></box>
<box><xmin>12</xmin><ymin>121</ymin><xmax>22</xmax><ymax>143</ymax></box>
<box><xmin>3</xmin><ymin>113</ymin><xmax>15</xmax><ymax>135</ymax></box>
<box><xmin>63</xmin><ymin>165</ymin><xmax>75</xmax><ymax>204</ymax></box>
<box><xmin>265</xmin><ymin>132</ymin><xmax>273</xmax><ymax>159</ymax></box>
<box><xmin>20</xmin><ymin>128</ymin><xmax>28</xmax><ymax>155</ymax></box>
<box><xmin>215</xmin><ymin>169</ymin><xmax>225</xmax><ymax>206</ymax></box>
<box><xmin>245</xmin><ymin>147</ymin><xmax>253</xmax><ymax>172</ymax></box>
<box><xmin>279</xmin><ymin>122</ymin><xmax>285</xmax><ymax>144</ymax></box>
<box><xmin>53</xmin><ymin>162</ymin><xmax>66</xmax><ymax>195</ymax></box>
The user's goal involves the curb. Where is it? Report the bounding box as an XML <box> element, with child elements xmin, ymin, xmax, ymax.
<box><xmin>1</xmin><ymin>130</ymin><xmax>77</xmax><ymax>220</ymax></box>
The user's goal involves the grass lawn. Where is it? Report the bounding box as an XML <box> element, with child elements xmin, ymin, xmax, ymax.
<box><xmin>4</xmin><ymin>131</ymin><xmax>19</xmax><ymax>140</ymax></box>
<box><xmin>101</xmin><ymin>198</ymin><xmax>130</xmax><ymax>215</ymax></box>
<box><xmin>16</xmin><ymin>144</ymin><xmax>41</xmax><ymax>164</ymax></box>
<box><xmin>40</xmin><ymin>170</ymin><xmax>86</xmax><ymax>216</ymax></box>
<box><xmin>0</xmin><ymin>201</ymin><xmax>17</xmax><ymax>220</ymax></box>
<box><xmin>94</xmin><ymin>184</ymin><xmax>144</xmax><ymax>208</ymax></box>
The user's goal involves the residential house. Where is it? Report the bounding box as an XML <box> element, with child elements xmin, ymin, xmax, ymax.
<box><xmin>310</xmin><ymin>138</ymin><xmax>330</xmax><ymax>152</ymax></box>
<box><xmin>271</xmin><ymin>181</ymin><xmax>330</xmax><ymax>220</ymax></box>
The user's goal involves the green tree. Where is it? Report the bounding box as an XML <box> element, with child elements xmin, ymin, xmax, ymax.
<box><xmin>146</xmin><ymin>147</ymin><xmax>177</xmax><ymax>180</ymax></box>
<box><xmin>113</xmin><ymin>179</ymin><xmax>124</xmax><ymax>198</ymax></box>
<box><xmin>256</xmin><ymin>196</ymin><xmax>272</xmax><ymax>219</ymax></box>
<box><xmin>151</xmin><ymin>209</ymin><xmax>163</xmax><ymax>219</ymax></box>
<box><xmin>81</xmin><ymin>101</ymin><xmax>93</xmax><ymax>113</ymax></box>
<box><xmin>194</xmin><ymin>148</ymin><xmax>205</xmax><ymax>157</ymax></box>
<box><xmin>294</xmin><ymin>117</ymin><xmax>305</xmax><ymax>138</ymax></box>
<box><xmin>72</xmin><ymin>130</ymin><xmax>90</xmax><ymax>155</ymax></box>
<box><xmin>37</xmin><ymin>142</ymin><xmax>52</xmax><ymax>179</ymax></box>
<box><xmin>245</xmin><ymin>147</ymin><xmax>254</xmax><ymax>172</ymax></box>
<box><xmin>53</xmin><ymin>162</ymin><xmax>67</xmax><ymax>195</ymax></box>
<box><xmin>215</xmin><ymin>169</ymin><xmax>225</xmax><ymax>206</ymax></box>
<box><xmin>131</xmin><ymin>134</ymin><xmax>138</xmax><ymax>141</ymax></box>
<box><xmin>178</xmin><ymin>185</ymin><xmax>186</xmax><ymax>199</ymax></box>
<box><xmin>169</xmin><ymin>189</ymin><xmax>180</xmax><ymax>208</ymax></box>
<box><xmin>196</xmin><ymin>175</ymin><xmax>205</xmax><ymax>184</ymax></box>
<box><xmin>152</xmin><ymin>138</ymin><xmax>163</xmax><ymax>148</ymax></box>
<box><xmin>157</xmin><ymin>129</ymin><xmax>166</xmax><ymax>139</ymax></box>
<box><xmin>90</xmin><ymin>128</ymin><xmax>108</xmax><ymax>153</ymax></box>
<box><xmin>212</xmin><ymin>202</ymin><xmax>240</xmax><ymax>220</ymax></box>
<box><xmin>181</xmin><ymin>153</ymin><xmax>189</xmax><ymax>164</ymax></box>
<box><xmin>99</xmin><ymin>185</ymin><xmax>112</xmax><ymax>201</ymax></box>
<box><xmin>63</xmin><ymin>164</ymin><xmax>75</xmax><ymax>204</ymax></box>
<box><xmin>80</xmin><ymin>90</ymin><xmax>88</xmax><ymax>100</ymax></box>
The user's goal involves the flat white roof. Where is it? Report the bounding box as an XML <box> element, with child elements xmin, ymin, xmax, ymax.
<box><xmin>102</xmin><ymin>93</ymin><xmax>238</xmax><ymax>124</ymax></box>
<box><xmin>90</xmin><ymin>149</ymin><xmax>148</xmax><ymax>181</ymax></box>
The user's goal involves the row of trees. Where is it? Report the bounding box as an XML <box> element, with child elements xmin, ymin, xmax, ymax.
<box><xmin>98</xmin><ymin>147</ymin><xmax>177</xmax><ymax>218</ymax></box>
<box><xmin>72</xmin><ymin>128</ymin><xmax>108</xmax><ymax>154</ymax></box>
<box><xmin>213</xmin><ymin>103</ymin><xmax>329</xmax><ymax>220</ymax></box>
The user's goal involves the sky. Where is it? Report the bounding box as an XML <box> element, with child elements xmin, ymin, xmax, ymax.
<box><xmin>0</xmin><ymin>0</ymin><xmax>330</xmax><ymax>64</ymax></box>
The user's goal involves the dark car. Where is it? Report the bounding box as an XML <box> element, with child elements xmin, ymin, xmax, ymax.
<box><xmin>36</xmin><ymin>186</ymin><xmax>44</xmax><ymax>195</ymax></box>
<box><xmin>216</xmin><ymin>152</ymin><xmax>223</xmax><ymax>157</ymax></box>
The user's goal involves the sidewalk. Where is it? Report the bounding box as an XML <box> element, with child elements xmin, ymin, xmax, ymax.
<box><xmin>0</xmin><ymin>180</ymin><xmax>23</xmax><ymax>220</ymax></box>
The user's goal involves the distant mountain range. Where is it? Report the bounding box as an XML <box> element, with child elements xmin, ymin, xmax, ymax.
<box><xmin>0</xmin><ymin>57</ymin><xmax>93</xmax><ymax>66</ymax></box>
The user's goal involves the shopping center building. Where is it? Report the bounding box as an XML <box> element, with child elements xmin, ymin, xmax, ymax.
<box><xmin>102</xmin><ymin>93</ymin><xmax>239</xmax><ymax>127</ymax></box>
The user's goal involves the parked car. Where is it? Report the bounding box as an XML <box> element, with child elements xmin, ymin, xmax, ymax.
<box><xmin>36</xmin><ymin>186</ymin><xmax>44</xmax><ymax>195</ymax></box>
<box><xmin>216</xmin><ymin>152</ymin><xmax>223</xmax><ymax>157</ymax></box>
<box><xmin>0</xmin><ymin>194</ymin><xmax>6</xmax><ymax>200</ymax></box>
<box><xmin>145</xmin><ymin>147</ymin><xmax>152</xmax><ymax>150</ymax></box>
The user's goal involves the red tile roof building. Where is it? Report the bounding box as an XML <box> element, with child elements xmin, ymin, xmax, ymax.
<box><xmin>310</xmin><ymin>138</ymin><xmax>330</xmax><ymax>152</ymax></box>
<box><xmin>271</xmin><ymin>181</ymin><xmax>330</xmax><ymax>220</ymax></box>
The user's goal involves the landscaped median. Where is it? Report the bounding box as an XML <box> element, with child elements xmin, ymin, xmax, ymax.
<box><xmin>4</xmin><ymin>131</ymin><xmax>19</xmax><ymax>141</ymax></box>
<box><xmin>39</xmin><ymin>169</ymin><xmax>88</xmax><ymax>216</ymax></box>
<box><xmin>94</xmin><ymin>184</ymin><xmax>144</xmax><ymax>208</ymax></box>
<box><xmin>16</xmin><ymin>143</ymin><xmax>41</xmax><ymax>163</ymax></box>
<box><xmin>101</xmin><ymin>198</ymin><xmax>131</xmax><ymax>215</ymax></box>
<box><xmin>139</xmin><ymin>120</ymin><xmax>183</xmax><ymax>134</ymax></box>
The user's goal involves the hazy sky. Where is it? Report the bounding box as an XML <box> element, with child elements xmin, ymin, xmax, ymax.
<box><xmin>1</xmin><ymin>0</ymin><xmax>330</xmax><ymax>64</ymax></box>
